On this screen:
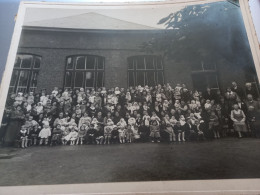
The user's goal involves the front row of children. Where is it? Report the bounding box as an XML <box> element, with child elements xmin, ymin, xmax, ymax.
<box><xmin>18</xmin><ymin>117</ymin><xmax>209</xmax><ymax>148</ymax></box>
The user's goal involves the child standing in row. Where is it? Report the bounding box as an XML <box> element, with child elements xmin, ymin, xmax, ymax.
<box><xmin>150</xmin><ymin>120</ymin><xmax>160</xmax><ymax>143</ymax></box>
<box><xmin>77</xmin><ymin>125</ymin><xmax>87</xmax><ymax>145</ymax></box>
<box><xmin>39</xmin><ymin>124</ymin><xmax>51</xmax><ymax>145</ymax></box>
<box><xmin>19</xmin><ymin>125</ymin><xmax>28</xmax><ymax>148</ymax></box>
<box><xmin>29</xmin><ymin>125</ymin><xmax>40</xmax><ymax>145</ymax></box>
<box><xmin>118</xmin><ymin>126</ymin><xmax>126</xmax><ymax>143</ymax></box>
<box><xmin>50</xmin><ymin>124</ymin><xmax>62</xmax><ymax>146</ymax></box>
<box><xmin>126</xmin><ymin>124</ymin><xmax>133</xmax><ymax>143</ymax></box>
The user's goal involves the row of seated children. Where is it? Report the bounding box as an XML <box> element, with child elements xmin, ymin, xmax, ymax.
<box><xmin>18</xmin><ymin>115</ymin><xmax>212</xmax><ymax>148</ymax></box>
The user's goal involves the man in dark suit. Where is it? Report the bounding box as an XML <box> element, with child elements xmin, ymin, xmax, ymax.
<box><xmin>245</xmin><ymin>83</ymin><xmax>259</xmax><ymax>100</ymax></box>
<box><xmin>203</xmin><ymin>87</ymin><xmax>215</xmax><ymax>100</ymax></box>
<box><xmin>245</xmin><ymin>94</ymin><xmax>259</xmax><ymax>112</ymax></box>
<box><xmin>183</xmin><ymin>119</ymin><xmax>198</xmax><ymax>141</ymax></box>
<box><xmin>231</xmin><ymin>81</ymin><xmax>245</xmax><ymax>100</ymax></box>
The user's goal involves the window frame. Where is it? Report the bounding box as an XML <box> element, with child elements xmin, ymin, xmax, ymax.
<box><xmin>191</xmin><ymin>62</ymin><xmax>219</xmax><ymax>90</ymax></box>
<box><xmin>10</xmin><ymin>54</ymin><xmax>41</xmax><ymax>94</ymax></box>
<box><xmin>64</xmin><ymin>55</ymin><xmax>105</xmax><ymax>90</ymax></box>
<box><xmin>127</xmin><ymin>55</ymin><xmax>164</xmax><ymax>87</ymax></box>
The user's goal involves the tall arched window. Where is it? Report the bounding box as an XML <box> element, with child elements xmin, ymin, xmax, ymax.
<box><xmin>64</xmin><ymin>55</ymin><xmax>105</xmax><ymax>90</ymax></box>
<box><xmin>127</xmin><ymin>55</ymin><xmax>164</xmax><ymax>87</ymax></box>
<box><xmin>9</xmin><ymin>54</ymin><xmax>41</xmax><ymax>93</ymax></box>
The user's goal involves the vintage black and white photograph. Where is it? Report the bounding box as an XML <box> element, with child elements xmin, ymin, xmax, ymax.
<box><xmin>0</xmin><ymin>0</ymin><xmax>260</xmax><ymax>189</ymax></box>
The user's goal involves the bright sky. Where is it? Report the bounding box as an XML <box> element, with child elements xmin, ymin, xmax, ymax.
<box><xmin>24</xmin><ymin>4</ymin><xmax>185</xmax><ymax>29</ymax></box>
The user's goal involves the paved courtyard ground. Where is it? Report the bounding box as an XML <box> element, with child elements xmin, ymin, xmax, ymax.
<box><xmin>0</xmin><ymin>138</ymin><xmax>260</xmax><ymax>186</ymax></box>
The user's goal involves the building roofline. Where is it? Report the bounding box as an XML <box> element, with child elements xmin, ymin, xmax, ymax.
<box><xmin>22</xmin><ymin>25</ymin><xmax>170</xmax><ymax>33</ymax></box>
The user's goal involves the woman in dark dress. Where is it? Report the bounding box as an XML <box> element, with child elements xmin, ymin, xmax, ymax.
<box><xmin>0</xmin><ymin>110</ymin><xmax>11</xmax><ymax>145</ymax></box>
<box><xmin>3</xmin><ymin>105</ymin><xmax>25</xmax><ymax>146</ymax></box>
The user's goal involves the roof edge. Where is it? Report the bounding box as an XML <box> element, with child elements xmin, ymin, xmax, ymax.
<box><xmin>22</xmin><ymin>25</ymin><xmax>170</xmax><ymax>33</ymax></box>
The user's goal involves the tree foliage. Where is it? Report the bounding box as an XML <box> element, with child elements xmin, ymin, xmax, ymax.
<box><xmin>139</xmin><ymin>0</ymin><xmax>247</xmax><ymax>66</ymax></box>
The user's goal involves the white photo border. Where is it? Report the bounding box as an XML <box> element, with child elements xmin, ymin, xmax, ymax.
<box><xmin>0</xmin><ymin>0</ymin><xmax>260</xmax><ymax>194</ymax></box>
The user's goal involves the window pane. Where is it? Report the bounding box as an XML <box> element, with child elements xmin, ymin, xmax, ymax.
<box><xmin>191</xmin><ymin>63</ymin><xmax>202</xmax><ymax>71</ymax></box>
<box><xmin>97</xmin><ymin>58</ymin><xmax>104</xmax><ymax>70</ymax></box>
<box><xmin>86</xmin><ymin>56</ymin><xmax>95</xmax><ymax>69</ymax></box>
<box><xmin>207</xmin><ymin>74</ymin><xmax>219</xmax><ymax>89</ymax></box>
<box><xmin>10</xmin><ymin>70</ymin><xmax>19</xmax><ymax>87</ymax></box>
<box><xmin>204</xmin><ymin>63</ymin><xmax>216</xmax><ymax>70</ymax></box>
<box><xmin>128</xmin><ymin>72</ymin><xmax>135</xmax><ymax>87</ymax></box>
<box><xmin>192</xmin><ymin>74</ymin><xmax>208</xmax><ymax>91</ymax></box>
<box><xmin>30</xmin><ymin>71</ymin><xmax>39</xmax><ymax>88</ymax></box>
<box><xmin>128</xmin><ymin>58</ymin><xmax>134</xmax><ymax>70</ymax></box>
<box><xmin>65</xmin><ymin>72</ymin><xmax>73</xmax><ymax>88</ymax></box>
<box><xmin>14</xmin><ymin>56</ymin><xmax>22</xmax><ymax>68</ymax></box>
<box><xmin>34</xmin><ymin>56</ymin><xmax>41</xmax><ymax>69</ymax></box>
<box><xmin>8</xmin><ymin>87</ymin><xmax>15</xmax><ymax>94</ymax></box>
<box><xmin>21</xmin><ymin>55</ymin><xmax>33</xmax><ymax>69</ymax></box>
<box><xmin>136</xmin><ymin>57</ymin><xmax>145</xmax><ymax>70</ymax></box>
<box><xmin>17</xmin><ymin>87</ymin><xmax>27</xmax><ymax>94</ymax></box>
<box><xmin>156</xmin><ymin>57</ymin><xmax>163</xmax><ymax>70</ymax></box>
<box><xmin>76</xmin><ymin>56</ymin><xmax>85</xmax><ymax>69</ymax></box>
<box><xmin>157</xmin><ymin>71</ymin><xmax>164</xmax><ymax>85</ymax></box>
<box><xmin>74</xmin><ymin>72</ymin><xmax>84</xmax><ymax>88</ymax></box>
<box><xmin>85</xmin><ymin>72</ymin><xmax>94</xmax><ymax>87</ymax></box>
<box><xmin>146</xmin><ymin>71</ymin><xmax>155</xmax><ymax>86</ymax></box>
<box><xmin>136</xmin><ymin>72</ymin><xmax>145</xmax><ymax>86</ymax></box>
<box><xmin>17</xmin><ymin>70</ymin><xmax>30</xmax><ymax>87</ymax></box>
<box><xmin>145</xmin><ymin>57</ymin><xmax>154</xmax><ymax>69</ymax></box>
<box><xmin>66</xmin><ymin>57</ymin><xmax>73</xmax><ymax>69</ymax></box>
<box><xmin>96</xmin><ymin>72</ymin><xmax>104</xmax><ymax>88</ymax></box>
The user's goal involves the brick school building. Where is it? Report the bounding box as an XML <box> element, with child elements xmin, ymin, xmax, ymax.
<box><xmin>10</xmin><ymin>12</ymin><xmax>259</xmax><ymax>94</ymax></box>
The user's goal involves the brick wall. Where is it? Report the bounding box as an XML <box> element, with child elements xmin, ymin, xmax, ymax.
<box><xmin>16</xmin><ymin>28</ymin><xmax>258</xmax><ymax>93</ymax></box>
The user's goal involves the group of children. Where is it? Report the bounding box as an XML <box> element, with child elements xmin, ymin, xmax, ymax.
<box><xmin>1</xmin><ymin>81</ymin><xmax>260</xmax><ymax>148</ymax></box>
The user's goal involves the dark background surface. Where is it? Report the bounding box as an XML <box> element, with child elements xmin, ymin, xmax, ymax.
<box><xmin>1</xmin><ymin>138</ymin><xmax>260</xmax><ymax>186</ymax></box>
<box><xmin>0</xmin><ymin>0</ymin><xmax>19</xmax><ymax>80</ymax></box>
